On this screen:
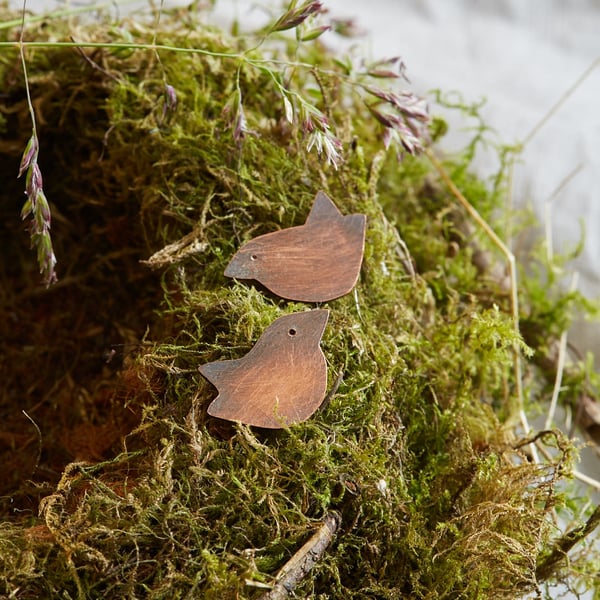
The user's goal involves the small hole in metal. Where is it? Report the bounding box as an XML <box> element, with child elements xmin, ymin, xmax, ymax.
<box><xmin>288</xmin><ymin>328</ymin><xmax>297</xmax><ymax>336</ymax></box>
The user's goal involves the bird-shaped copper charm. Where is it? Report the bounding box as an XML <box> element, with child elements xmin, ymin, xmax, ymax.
<box><xmin>199</xmin><ymin>310</ymin><xmax>329</xmax><ymax>429</ymax></box>
<box><xmin>224</xmin><ymin>191</ymin><xmax>366</xmax><ymax>302</ymax></box>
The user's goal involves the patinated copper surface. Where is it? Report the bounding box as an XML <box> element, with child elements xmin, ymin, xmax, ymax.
<box><xmin>199</xmin><ymin>310</ymin><xmax>329</xmax><ymax>429</ymax></box>
<box><xmin>224</xmin><ymin>191</ymin><xmax>366</xmax><ymax>302</ymax></box>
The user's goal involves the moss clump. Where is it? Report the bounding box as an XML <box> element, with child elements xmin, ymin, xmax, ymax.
<box><xmin>0</xmin><ymin>2</ymin><xmax>598</xmax><ymax>598</ymax></box>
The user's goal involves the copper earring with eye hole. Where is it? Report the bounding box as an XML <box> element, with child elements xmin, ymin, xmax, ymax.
<box><xmin>199</xmin><ymin>310</ymin><xmax>329</xmax><ymax>429</ymax></box>
<box><xmin>224</xmin><ymin>191</ymin><xmax>366</xmax><ymax>303</ymax></box>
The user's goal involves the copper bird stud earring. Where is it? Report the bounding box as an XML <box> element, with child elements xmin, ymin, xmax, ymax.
<box><xmin>199</xmin><ymin>310</ymin><xmax>329</xmax><ymax>429</ymax></box>
<box><xmin>224</xmin><ymin>191</ymin><xmax>366</xmax><ymax>302</ymax></box>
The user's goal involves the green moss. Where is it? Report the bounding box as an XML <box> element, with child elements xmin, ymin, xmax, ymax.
<box><xmin>0</xmin><ymin>2</ymin><xmax>598</xmax><ymax>598</ymax></box>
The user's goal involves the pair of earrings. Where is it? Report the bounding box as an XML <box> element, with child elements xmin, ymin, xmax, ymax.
<box><xmin>199</xmin><ymin>191</ymin><xmax>367</xmax><ymax>429</ymax></box>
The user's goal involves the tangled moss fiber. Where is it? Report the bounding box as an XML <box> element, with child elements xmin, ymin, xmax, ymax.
<box><xmin>0</xmin><ymin>3</ymin><xmax>598</xmax><ymax>598</ymax></box>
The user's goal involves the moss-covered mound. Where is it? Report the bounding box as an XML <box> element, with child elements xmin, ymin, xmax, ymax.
<box><xmin>0</xmin><ymin>2</ymin><xmax>598</xmax><ymax>598</ymax></box>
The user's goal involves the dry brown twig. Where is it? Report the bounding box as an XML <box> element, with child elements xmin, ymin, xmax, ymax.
<box><xmin>536</xmin><ymin>503</ymin><xmax>600</xmax><ymax>581</ymax></box>
<box><xmin>256</xmin><ymin>511</ymin><xmax>341</xmax><ymax>600</ymax></box>
<box><xmin>140</xmin><ymin>228</ymin><xmax>208</xmax><ymax>269</ymax></box>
